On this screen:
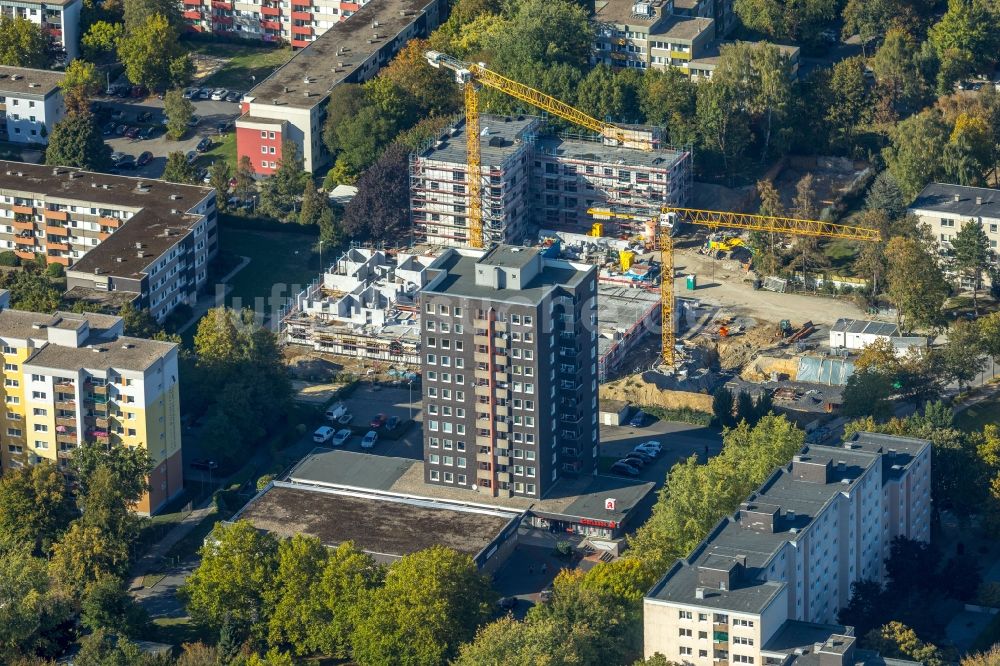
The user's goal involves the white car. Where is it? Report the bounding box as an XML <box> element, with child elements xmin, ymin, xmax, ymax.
<box><xmin>634</xmin><ymin>440</ymin><xmax>662</xmax><ymax>456</ymax></box>
<box><xmin>313</xmin><ymin>426</ymin><xmax>334</xmax><ymax>443</ymax></box>
<box><xmin>361</xmin><ymin>430</ymin><xmax>378</xmax><ymax>448</ymax></box>
<box><xmin>332</xmin><ymin>428</ymin><xmax>352</xmax><ymax>446</ymax></box>
<box><xmin>210</xmin><ymin>88</ymin><xmax>227</xmax><ymax>101</ymax></box>
<box><xmin>325</xmin><ymin>402</ymin><xmax>346</xmax><ymax>421</ymax></box>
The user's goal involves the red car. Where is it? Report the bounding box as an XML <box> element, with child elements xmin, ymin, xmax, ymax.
<box><xmin>124</xmin><ymin>126</ymin><xmax>140</xmax><ymax>139</ymax></box>
<box><xmin>370</xmin><ymin>413</ymin><xmax>386</xmax><ymax>428</ymax></box>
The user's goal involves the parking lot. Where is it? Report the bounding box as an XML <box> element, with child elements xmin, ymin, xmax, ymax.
<box><xmin>94</xmin><ymin>90</ymin><xmax>242</xmax><ymax>179</ymax></box>
<box><xmin>319</xmin><ymin>385</ymin><xmax>423</xmax><ymax>460</ymax></box>
<box><xmin>598</xmin><ymin>418</ymin><xmax>723</xmax><ymax>488</ymax></box>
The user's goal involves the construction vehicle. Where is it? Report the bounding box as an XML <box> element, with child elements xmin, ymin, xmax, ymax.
<box><xmin>589</xmin><ymin>206</ymin><xmax>881</xmax><ymax>366</ymax></box>
<box><xmin>704</xmin><ymin>235</ymin><xmax>747</xmax><ymax>253</ymax></box>
<box><xmin>425</xmin><ymin>50</ymin><xmax>654</xmax><ymax>249</ymax></box>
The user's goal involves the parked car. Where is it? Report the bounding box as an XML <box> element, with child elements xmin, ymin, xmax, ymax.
<box><xmin>137</xmin><ymin>110</ymin><xmax>153</xmax><ymax>122</ymax></box>
<box><xmin>634</xmin><ymin>441</ymin><xmax>662</xmax><ymax>456</ymax></box>
<box><xmin>139</xmin><ymin>126</ymin><xmax>157</xmax><ymax>139</ymax></box>
<box><xmin>196</xmin><ymin>136</ymin><xmax>212</xmax><ymax>152</ymax></box>
<box><xmin>136</xmin><ymin>151</ymin><xmax>153</xmax><ymax>166</ymax></box>
<box><xmin>498</xmin><ymin>596</ymin><xmax>517</xmax><ymax>610</ymax></box>
<box><xmin>183</xmin><ymin>87</ymin><xmax>198</xmax><ymax>99</ymax></box>
<box><xmin>187</xmin><ymin>114</ymin><xmax>201</xmax><ymax>128</ymax></box>
<box><xmin>115</xmin><ymin>156</ymin><xmax>135</xmax><ymax>170</ymax></box>
<box><xmin>210</xmin><ymin>88</ymin><xmax>227</xmax><ymax>100</ymax></box>
<box><xmin>628</xmin><ymin>411</ymin><xmax>647</xmax><ymax>428</ymax></box>
<box><xmin>114</xmin><ymin>124</ymin><xmax>128</xmax><ymax>135</ymax></box>
<box><xmin>337</xmin><ymin>413</ymin><xmax>353</xmax><ymax>425</ymax></box>
<box><xmin>313</xmin><ymin>425</ymin><xmax>335</xmax><ymax>443</ymax></box>
<box><xmin>224</xmin><ymin>90</ymin><xmax>240</xmax><ymax>103</ymax></box>
<box><xmin>385</xmin><ymin>416</ymin><xmax>400</xmax><ymax>431</ymax></box>
<box><xmin>625</xmin><ymin>450</ymin><xmax>653</xmax><ymax>463</ymax></box>
<box><xmin>101</xmin><ymin>121</ymin><xmax>116</xmax><ymax>136</ymax></box>
<box><xmin>130</xmin><ymin>85</ymin><xmax>146</xmax><ymax>98</ymax></box>
<box><xmin>325</xmin><ymin>402</ymin><xmax>346</xmax><ymax>421</ymax></box>
<box><xmin>610</xmin><ymin>461</ymin><xmax>640</xmax><ymax>477</ymax></box>
<box><xmin>539</xmin><ymin>588</ymin><xmax>553</xmax><ymax>603</ymax></box>
<box><xmin>198</xmin><ymin>168</ymin><xmax>210</xmax><ymax>184</ymax></box>
<box><xmin>332</xmin><ymin>429</ymin><xmax>352</xmax><ymax>446</ymax></box>
<box><xmin>109</xmin><ymin>151</ymin><xmax>126</xmax><ymax>163</ymax></box>
<box><xmin>189</xmin><ymin>458</ymin><xmax>218</xmax><ymax>471</ymax></box>
<box><xmin>370</xmin><ymin>413</ymin><xmax>387</xmax><ymax>428</ymax></box>
<box><xmin>185</xmin><ymin>150</ymin><xmax>198</xmax><ymax>164</ymax></box>
<box><xmin>124</xmin><ymin>126</ymin><xmax>140</xmax><ymax>139</ymax></box>
<box><xmin>198</xmin><ymin>88</ymin><xmax>211</xmax><ymax>99</ymax></box>
<box><xmin>620</xmin><ymin>455</ymin><xmax>645</xmax><ymax>468</ymax></box>
<box><xmin>361</xmin><ymin>430</ymin><xmax>378</xmax><ymax>448</ymax></box>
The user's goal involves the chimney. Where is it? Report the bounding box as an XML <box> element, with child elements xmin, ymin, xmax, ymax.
<box><xmin>837</xmin><ymin>460</ymin><xmax>846</xmax><ymax>472</ymax></box>
<box><xmin>954</xmin><ymin>194</ymin><xmax>961</xmax><ymax>202</ymax></box>
<box><xmin>695</xmin><ymin>587</ymin><xmax>705</xmax><ymax>600</ymax></box>
<box><xmin>976</xmin><ymin>196</ymin><xmax>983</xmax><ymax>205</ymax></box>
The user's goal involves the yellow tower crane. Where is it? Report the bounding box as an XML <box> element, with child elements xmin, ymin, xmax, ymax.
<box><xmin>588</xmin><ymin>206</ymin><xmax>881</xmax><ymax>366</ymax></box>
<box><xmin>425</xmin><ymin>50</ymin><xmax>653</xmax><ymax>249</ymax></box>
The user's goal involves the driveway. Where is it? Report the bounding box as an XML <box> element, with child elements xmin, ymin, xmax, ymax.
<box><xmin>599</xmin><ymin>419</ymin><xmax>723</xmax><ymax>488</ymax></box>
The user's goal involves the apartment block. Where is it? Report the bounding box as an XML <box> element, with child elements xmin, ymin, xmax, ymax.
<box><xmin>0</xmin><ymin>300</ymin><xmax>183</xmax><ymax>515</ymax></box>
<box><xmin>643</xmin><ymin>432</ymin><xmax>931</xmax><ymax>665</ymax></box>
<box><xmin>0</xmin><ymin>0</ymin><xmax>80</xmax><ymax>61</ymax></box>
<box><xmin>417</xmin><ymin>245</ymin><xmax>599</xmax><ymax>499</ymax></box>
<box><xmin>182</xmin><ymin>0</ymin><xmax>372</xmax><ymax>45</ymax></box>
<box><xmin>410</xmin><ymin>115</ymin><xmax>692</xmax><ymax>247</ymax></box>
<box><xmin>592</xmin><ymin>0</ymin><xmax>799</xmax><ymax>81</ymax></box>
<box><xmin>235</xmin><ymin>0</ymin><xmax>444</xmax><ymax>174</ymax></box>
<box><xmin>0</xmin><ymin>162</ymin><xmax>217</xmax><ymax>322</ymax></box>
<box><xmin>0</xmin><ymin>67</ymin><xmax>65</xmax><ymax>145</ymax></box>
<box><xmin>908</xmin><ymin>183</ymin><xmax>1000</xmax><ymax>275</ymax></box>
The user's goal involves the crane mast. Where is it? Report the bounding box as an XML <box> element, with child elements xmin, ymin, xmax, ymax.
<box><xmin>589</xmin><ymin>206</ymin><xmax>880</xmax><ymax>366</ymax></box>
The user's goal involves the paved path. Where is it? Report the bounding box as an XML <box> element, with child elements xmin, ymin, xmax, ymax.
<box><xmin>128</xmin><ymin>503</ymin><xmax>215</xmax><ymax>590</ymax></box>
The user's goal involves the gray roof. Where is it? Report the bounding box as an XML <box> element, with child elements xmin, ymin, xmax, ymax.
<box><xmin>647</xmin><ymin>438</ymin><xmax>914</xmax><ymax>613</ymax></box>
<box><xmin>419</xmin><ymin>115</ymin><xmax>539</xmax><ymax>167</ymax></box>
<box><xmin>534</xmin><ymin>135</ymin><xmax>687</xmax><ymax>170</ymax></box>
<box><xmin>831</xmin><ymin>318</ymin><xmax>900</xmax><ymax>337</ymax></box>
<box><xmin>288</xmin><ymin>447</ymin><xmax>413</xmax><ymax>490</ymax></box>
<box><xmin>234</xmin><ymin>481</ymin><xmax>521</xmax><ymax>560</ymax></box>
<box><xmin>656</xmin><ymin>15</ymin><xmax>714</xmax><ymax>41</ymax></box>
<box><xmin>909</xmin><ymin>182</ymin><xmax>1000</xmax><ymax>219</ymax></box>
<box><xmin>0</xmin><ymin>66</ymin><xmax>64</xmax><ymax>97</ymax></box>
<box><xmin>421</xmin><ymin>249</ymin><xmax>593</xmax><ymax>304</ymax></box>
<box><xmin>245</xmin><ymin>0</ymin><xmax>439</xmax><ymax>109</ymax></box>
<box><xmin>594</xmin><ymin>0</ymin><xmax>668</xmax><ymax>25</ymax></box>
<box><xmin>24</xmin><ymin>334</ymin><xmax>176</xmax><ymax>373</ymax></box>
<box><xmin>842</xmin><ymin>432</ymin><xmax>929</xmax><ymax>484</ymax></box>
<box><xmin>479</xmin><ymin>244</ymin><xmax>542</xmax><ymax>270</ymax></box>
<box><xmin>0</xmin><ymin>309</ymin><xmax>120</xmax><ymax>342</ymax></box>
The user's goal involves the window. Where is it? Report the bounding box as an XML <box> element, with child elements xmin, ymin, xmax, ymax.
<box><xmin>34</xmin><ymin>439</ymin><xmax>48</xmax><ymax>449</ymax></box>
<box><xmin>699</xmin><ymin>650</ymin><xmax>708</xmax><ymax>658</ymax></box>
<box><xmin>260</xmin><ymin>130</ymin><xmax>267</xmax><ymax>138</ymax></box>
<box><xmin>32</xmin><ymin>408</ymin><xmax>46</xmax><ymax>416</ymax></box>
<box><xmin>7</xmin><ymin>427</ymin><xmax>21</xmax><ymax>437</ymax></box>
<box><xmin>33</xmin><ymin>424</ymin><xmax>47</xmax><ymax>432</ymax></box>
<box><xmin>733</xmin><ymin>637</ymin><xmax>754</xmax><ymax>646</ymax></box>
<box><xmin>679</xmin><ymin>611</ymin><xmax>693</xmax><ymax>619</ymax></box>
<box><xmin>733</xmin><ymin>656</ymin><xmax>754</xmax><ymax>664</ymax></box>
<box><xmin>679</xmin><ymin>629</ymin><xmax>693</xmax><ymax>637</ymax></box>
<box><xmin>679</xmin><ymin>647</ymin><xmax>693</xmax><ymax>656</ymax></box>
<box><xmin>733</xmin><ymin>619</ymin><xmax>754</xmax><ymax>628</ymax></box>
<box><xmin>430</xmin><ymin>470</ymin><xmax>440</xmax><ymax>480</ymax></box>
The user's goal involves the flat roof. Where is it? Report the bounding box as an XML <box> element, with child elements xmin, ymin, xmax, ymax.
<box><xmin>655</xmin><ymin>15</ymin><xmax>714</xmax><ymax>40</ymax></box>
<box><xmin>909</xmin><ymin>182</ymin><xmax>1000</xmax><ymax>219</ymax></box>
<box><xmin>421</xmin><ymin>248</ymin><xmax>593</xmax><ymax>304</ymax></box>
<box><xmin>594</xmin><ymin>0</ymin><xmax>668</xmax><ymax>25</ymax></box>
<box><xmin>0</xmin><ymin>66</ymin><xmax>64</xmax><ymax>96</ymax></box>
<box><xmin>24</xmin><ymin>334</ymin><xmax>176</xmax><ymax>373</ymax></box>
<box><xmin>597</xmin><ymin>284</ymin><xmax>660</xmax><ymax>358</ymax></box>
<box><xmin>479</xmin><ymin>244</ymin><xmax>542</xmax><ymax>270</ymax></box>
<box><xmin>534</xmin><ymin>135</ymin><xmax>687</xmax><ymax>170</ymax></box>
<box><xmin>419</xmin><ymin>115</ymin><xmax>539</xmax><ymax>166</ymax></box>
<box><xmin>287</xmin><ymin>447</ymin><xmax>655</xmax><ymax>525</ymax></box>
<box><xmin>234</xmin><ymin>481</ymin><xmax>521</xmax><ymax>561</ymax></box>
<box><xmin>647</xmin><ymin>435</ymin><xmax>929</xmax><ymax>613</ymax></box>
<box><xmin>0</xmin><ymin>309</ymin><xmax>120</xmax><ymax>342</ymax></box>
<box><xmin>246</xmin><ymin>0</ymin><xmax>438</xmax><ymax>109</ymax></box>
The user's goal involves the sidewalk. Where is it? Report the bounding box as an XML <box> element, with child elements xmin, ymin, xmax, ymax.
<box><xmin>128</xmin><ymin>501</ymin><xmax>215</xmax><ymax>591</ymax></box>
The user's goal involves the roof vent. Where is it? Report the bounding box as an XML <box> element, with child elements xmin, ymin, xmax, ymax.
<box><xmin>840</xmin><ymin>478</ymin><xmax>851</xmax><ymax>485</ymax></box>
<box><xmin>786</xmin><ymin>509</ymin><xmax>796</xmax><ymax>520</ymax></box>
<box><xmin>304</xmin><ymin>90</ymin><xmax>311</xmax><ymax>97</ymax></box>
<box><xmin>282</xmin><ymin>86</ymin><xmax>289</xmax><ymax>93</ymax></box>
<box><xmin>170</xmin><ymin>208</ymin><xmax>178</xmax><ymax>214</ymax></box>
<box><xmin>94</xmin><ymin>268</ymin><xmax>102</xmax><ymax>275</ymax></box>
<box><xmin>91</xmin><ymin>182</ymin><xmax>98</xmax><ymax>188</ymax></box>
<box><xmin>790</xmin><ymin>527</ymin><xmax>799</xmax><ymax>534</ymax></box>
<box><xmin>28</xmin><ymin>82</ymin><xmax>38</xmax><ymax>88</ymax></box>
<box><xmin>15</xmin><ymin>171</ymin><xmax>22</xmax><ymax>177</ymax></box>
<box><xmin>954</xmin><ymin>193</ymin><xmax>961</xmax><ymax>202</ymax></box>
<box><xmin>122</xmin><ymin>343</ymin><xmax>133</xmax><ymax>350</ymax></box>
<box><xmin>51</xmin><ymin>167</ymin><xmax>61</xmax><ymax>176</ymax></box>
<box><xmin>115</xmin><ymin>257</ymin><xmax>124</xmax><ymax>263</ymax></box>
<box><xmin>169</xmin><ymin>193</ymin><xmax>181</xmax><ymax>200</ymax></box>
<box><xmin>303</xmin><ymin>76</ymin><xmax>312</xmax><ymax>84</ymax></box>
<box><xmin>837</xmin><ymin>460</ymin><xmax>846</xmax><ymax>471</ymax></box>
<box><xmin>134</xmin><ymin>242</ymin><xmax>143</xmax><ymax>249</ymax></box>
<box><xmin>11</xmin><ymin>74</ymin><xmax>21</xmax><ymax>80</ymax></box>
<box><xmin>101</xmin><ymin>184</ymin><xmax>109</xmax><ymax>189</ymax></box>
<box><xmin>695</xmin><ymin>587</ymin><xmax>705</xmax><ymax>599</ymax></box>
<box><xmin>273</xmin><ymin>99</ymin><xmax>280</xmax><ymax>105</ymax></box>
<box><xmin>977</xmin><ymin>196</ymin><xmax>984</xmax><ymax>205</ymax></box>
<box><xmin>92</xmin><ymin>346</ymin><xmax>104</xmax><ymax>353</ymax></box>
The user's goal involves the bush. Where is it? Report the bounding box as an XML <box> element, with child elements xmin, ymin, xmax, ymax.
<box><xmin>46</xmin><ymin>262</ymin><xmax>64</xmax><ymax>278</ymax></box>
<box><xmin>641</xmin><ymin>405</ymin><xmax>714</xmax><ymax>426</ymax></box>
<box><xmin>0</xmin><ymin>251</ymin><xmax>20</xmax><ymax>266</ymax></box>
<box><xmin>554</xmin><ymin>541</ymin><xmax>573</xmax><ymax>558</ymax></box>
<box><xmin>256</xmin><ymin>474</ymin><xmax>275</xmax><ymax>492</ymax></box>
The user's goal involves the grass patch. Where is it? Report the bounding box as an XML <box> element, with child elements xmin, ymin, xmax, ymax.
<box><xmin>217</xmin><ymin>226</ymin><xmax>320</xmax><ymax>318</ymax></box>
<box><xmin>201</xmin><ymin>132</ymin><xmax>237</xmax><ymax>169</ymax></box>
<box><xmin>640</xmin><ymin>405</ymin><xmax>714</xmax><ymax>426</ymax></box>
<box><xmin>150</xmin><ymin>616</ymin><xmax>211</xmax><ymax>646</ymax></box>
<box><xmin>163</xmin><ymin>507</ymin><xmax>228</xmax><ymax>562</ymax></box>
<box><xmin>823</xmin><ymin>239</ymin><xmax>859</xmax><ymax>271</ymax></box>
<box><xmin>956</xmin><ymin>394</ymin><xmax>1000</xmax><ymax>433</ymax></box>
<box><xmin>142</xmin><ymin>572</ymin><xmax>167</xmax><ymax>588</ymax></box>
<box><xmin>197</xmin><ymin>45</ymin><xmax>293</xmax><ymax>90</ymax></box>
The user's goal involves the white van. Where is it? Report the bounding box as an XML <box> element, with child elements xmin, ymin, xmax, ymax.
<box><xmin>325</xmin><ymin>402</ymin><xmax>346</xmax><ymax>421</ymax></box>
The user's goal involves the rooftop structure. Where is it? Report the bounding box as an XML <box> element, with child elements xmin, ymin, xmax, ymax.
<box><xmin>0</xmin><ymin>161</ymin><xmax>217</xmax><ymax>322</ymax></box>
<box><xmin>596</xmin><ymin>284</ymin><xmax>661</xmax><ymax>381</ymax></box>
<box><xmin>643</xmin><ymin>433</ymin><xmax>931</xmax><ymax>664</ymax></box>
<box><xmin>687</xmin><ymin>41</ymin><xmax>801</xmax><ymax>80</ymax></box>
<box><xmin>236</xmin><ymin>0</ymin><xmax>444</xmax><ymax>173</ymax></box>
<box><xmin>0</xmin><ymin>303</ymin><xmax>183</xmax><ymax>514</ymax></box>
<box><xmin>0</xmin><ymin>66</ymin><xmax>65</xmax><ymax>96</ymax></box>
<box><xmin>829</xmin><ymin>318</ymin><xmax>926</xmax><ymax>357</ymax></box>
<box><xmin>233</xmin><ymin>478</ymin><xmax>523</xmax><ymax>571</ymax></box>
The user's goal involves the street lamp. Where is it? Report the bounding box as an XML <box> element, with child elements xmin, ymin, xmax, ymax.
<box><xmin>319</xmin><ymin>239</ymin><xmax>324</xmax><ymax>271</ymax></box>
<box><xmin>408</xmin><ymin>379</ymin><xmax>413</xmax><ymax>420</ymax></box>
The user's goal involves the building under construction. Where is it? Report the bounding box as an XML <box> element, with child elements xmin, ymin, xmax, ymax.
<box><xmin>409</xmin><ymin>114</ymin><xmax>692</xmax><ymax>247</ymax></box>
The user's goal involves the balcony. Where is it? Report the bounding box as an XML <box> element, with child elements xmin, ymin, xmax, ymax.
<box><xmin>290</xmin><ymin>9</ymin><xmax>311</xmax><ymax>19</ymax></box>
<box><xmin>474</xmin><ymin>352</ymin><xmax>490</xmax><ymax>364</ymax></box>
<box><xmin>291</xmin><ymin>23</ymin><xmax>312</xmax><ymax>36</ymax></box>
<box><xmin>183</xmin><ymin>9</ymin><xmax>202</xmax><ymax>18</ymax></box>
<box><xmin>493</xmin><ymin>354</ymin><xmax>508</xmax><ymax>366</ymax></box>
<box><xmin>47</xmin><ymin>241</ymin><xmax>69</xmax><ymax>252</ymax></box>
<box><xmin>47</xmin><ymin>256</ymin><xmax>69</xmax><ymax>267</ymax></box>
<box><xmin>12</xmin><ymin>204</ymin><xmax>33</xmax><ymax>215</ymax></box>
<box><xmin>55</xmin><ymin>399</ymin><xmax>75</xmax><ymax>410</ymax></box>
<box><xmin>476</xmin><ymin>418</ymin><xmax>492</xmax><ymax>430</ymax></box>
<box><xmin>476</xmin><ymin>435</ymin><xmax>492</xmax><ymax>448</ymax></box>
<box><xmin>55</xmin><ymin>416</ymin><xmax>75</xmax><ymax>428</ymax></box>
<box><xmin>497</xmin><ymin>472</ymin><xmax>510</xmax><ymax>483</ymax></box>
<box><xmin>54</xmin><ymin>379</ymin><xmax>74</xmax><ymax>391</ymax></box>
<box><xmin>14</xmin><ymin>250</ymin><xmax>35</xmax><ymax>260</ymax></box>
<box><xmin>42</xmin><ymin>209</ymin><xmax>67</xmax><ymax>221</ymax></box>
<box><xmin>14</xmin><ymin>235</ymin><xmax>36</xmax><ymax>247</ymax></box>
<box><xmin>214</xmin><ymin>13</ymin><xmax>233</xmax><ymax>22</ymax></box>
<box><xmin>89</xmin><ymin>415</ymin><xmax>109</xmax><ymax>429</ymax></box>
<box><xmin>495</xmin><ymin>404</ymin><xmax>508</xmax><ymax>417</ymax></box>
<box><xmin>713</xmin><ymin>631</ymin><xmax>729</xmax><ymax>643</ymax></box>
<box><xmin>211</xmin><ymin>0</ymin><xmax>231</xmax><ymax>7</ymax></box>
<box><xmin>98</xmin><ymin>216</ymin><xmax>121</xmax><ymax>228</ymax></box>
<box><xmin>260</xmin><ymin>4</ymin><xmax>280</xmax><ymax>15</ymax></box>
<box><xmin>261</xmin><ymin>19</ymin><xmax>281</xmax><ymax>30</ymax></box>
<box><xmin>89</xmin><ymin>383</ymin><xmax>108</xmax><ymax>395</ymax></box>
<box><xmin>45</xmin><ymin>224</ymin><xmax>68</xmax><ymax>237</ymax></box>
<box><xmin>474</xmin><ymin>368</ymin><xmax>491</xmax><ymax>381</ymax></box>
<box><xmin>12</xmin><ymin>218</ymin><xmax>34</xmax><ymax>231</ymax></box>
<box><xmin>56</xmin><ymin>433</ymin><xmax>77</xmax><ymax>445</ymax></box>
<box><xmin>476</xmin><ymin>451</ymin><xmax>492</xmax><ymax>464</ymax></box>
<box><xmin>473</xmin><ymin>335</ymin><xmax>489</xmax><ymax>346</ymax></box>
<box><xmin>496</xmin><ymin>455</ymin><xmax>510</xmax><ymax>467</ymax></box>
<box><xmin>495</xmin><ymin>420</ymin><xmax>509</xmax><ymax>433</ymax></box>
<box><xmin>182</xmin><ymin>0</ymin><xmax>201</xmax><ymax>5</ymax></box>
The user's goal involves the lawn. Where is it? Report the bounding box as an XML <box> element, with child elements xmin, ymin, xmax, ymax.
<box><xmin>822</xmin><ymin>239</ymin><xmax>859</xmax><ymax>272</ymax></box>
<box><xmin>956</xmin><ymin>392</ymin><xmax>1000</xmax><ymax>432</ymax></box>
<box><xmin>194</xmin><ymin>44</ymin><xmax>294</xmax><ymax>90</ymax></box>
<box><xmin>199</xmin><ymin>133</ymin><xmax>237</xmax><ymax>170</ymax></box>
<box><xmin>217</xmin><ymin>225</ymin><xmax>320</xmax><ymax>321</ymax></box>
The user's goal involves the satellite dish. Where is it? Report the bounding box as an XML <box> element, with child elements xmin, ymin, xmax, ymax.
<box><xmin>471</xmin><ymin>484</ymin><xmax>479</xmax><ymax>491</ymax></box>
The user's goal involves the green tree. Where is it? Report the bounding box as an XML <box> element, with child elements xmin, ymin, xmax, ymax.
<box><xmin>0</xmin><ymin>16</ymin><xmax>49</xmax><ymax>68</ymax></box>
<box><xmin>265</xmin><ymin>534</ymin><xmax>329</xmax><ymax>655</ymax></box>
<box><xmin>163</xmin><ymin>151</ymin><xmax>196</xmax><ymax>184</ymax></box>
<box><xmin>838</xmin><ymin>580</ymin><xmax>888</xmax><ymax>637</ymax></box>
<box><xmin>8</xmin><ymin>271</ymin><xmax>62</xmax><ymax>313</ymax></box>
<box><xmin>260</xmin><ymin>141</ymin><xmax>308</xmax><ymax>222</ymax></box>
<box><xmin>61</xmin><ymin>60</ymin><xmax>103</xmax><ymax>116</ymax></box>
<box><xmin>117</xmin><ymin>14</ymin><xmax>190</xmax><ymax>91</ymax></box>
<box><xmin>209</xmin><ymin>159</ymin><xmax>232</xmax><ymax>213</ymax></box>
<box><xmin>696</xmin><ymin>79</ymin><xmax>752</xmax><ymax>178</ymax></box>
<box><xmin>48</xmin><ymin>522</ymin><xmax>130</xmax><ymax>597</ymax></box>
<box><xmin>712</xmin><ymin>387</ymin><xmax>736</xmax><ymax>428</ymax></box>
<box><xmin>380</xmin><ymin>38</ymin><xmax>460</xmax><ymax>116</ymax></box>
<box><xmin>75</xmin><ymin>628</ymin><xmax>154</xmax><ymax>666</ymax></box>
<box><xmin>317</xmin><ymin>205</ymin><xmax>343</xmax><ymax>248</ymax></box>
<box><xmin>842</xmin><ymin>369</ymin><xmax>894</xmax><ymax>419</ymax></box>
<box><xmin>182</xmin><ymin>520</ymin><xmax>280</xmax><ymax>639</ymax></box>
<box><xmin>353</xmin><ymin>546</ymin><xmax>494</xmax><ymax>666</ymax></box>
<box><xmin>842</xmin><ymin>0</ymin><xmax>909</xmax><ymax>56</ymax></box>
<box><xmin>639</xmin><ymin>67</ymin><xmax>697</xmax><ymax>145</ymax></box>
<box><xmin>164</xmin><ymin>88</ymin><xmax>194</xmax><ymax>140</ymax></box>
<box><xmin>826</xmin><ymin>56</ymin><xmax>869</xmax><ymax>150</ymax></box>
<box><xmin>123</xmin><ymin>0</ymin><xmax>180</xmax><ymax>31</ymax></box>
<box><xmin>70</xmin><ymin>441</ymin><xmax>152</xmax><ymax>506</ymax></box>
<box><xmin>298</xmin><ymin>183</ymin><xmax>323</xmax><ymax>226</ymax></box>
<box><xmin>0</xmin><ymin>462</ymin><xmax>75</xmax><ymax>552</ymax></box>
<box><xmin>489</xmin><ymin>0</ymin><xmax>593</xmax><ymax>72</ymax></box>
<box><xmin>952</xmin><ymin>219</ymin><xmax>991</xmax><ymax>313</ymax></box>
<box><xmin>871</xmin><ymin>29</ymin><xmax>932</xmax><ymax>116</ymax></box>
<box><xmin>978</xmin><ymin>311</ymin><xmax>1000</xmax><ymax>363</ymax></box>
<box><xmin>81</xmin><ymin>20</ymin><xmax>123</xmax><ymax>62</ymax></box>
<box><xmin>733</xmin><ymin>0</ymin><xmax>837</xmax><ymax>42</ymax></box>
<box><xmin>864</xmin><ymin>622</ymin><xmax>947</xmax><ymax>666</ymax></box>
<box><xmin>117</xmin><ymin>303</ymin><xmax>161</xmax><ymax>338</ymax></box>
<box><xmin>735</xmin><ymin>391</ymin><xmax>756</xmax><ymax>425</ymax></box>
<box><xmin>940</xmin><ymin>320</ymin><xmax>986</xmax><ymax>392</ymax></box>
<box><xmin>866</xmin><ymin>171</ymin><xmax>906</xmax><ymax>220</ymax></box>
<box><xmin>885</xmin><ymin>235</ymin><xmax>950</xmax><ymax>331</ymax></box>
<box><xmin>928</xmin><ymin>0</ymin><xmax>994</xmax><ymax>74</ymax></box>
<box><xmin>234</xmin><ymin>154</ymin><xmax>256</xmax><ymax>204</ymax></box>
<box><xmin>883</xmin><ymin>109</ymin><xmax>948</xmax><ymax>200</ymax></box>
<box><xmin>0</xmin><ymin>544</ymin><xmax>71</xmax><ymax>662</ymax></box>
<box><xmin>80</xmin><ymin>574</ymin><xmax>148</xmax><ymax>636</ymax></box>
<box><xmin>46</xmin><ymin>111</ymin><xmax>112</xmax><ymax>171</ymax></box>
